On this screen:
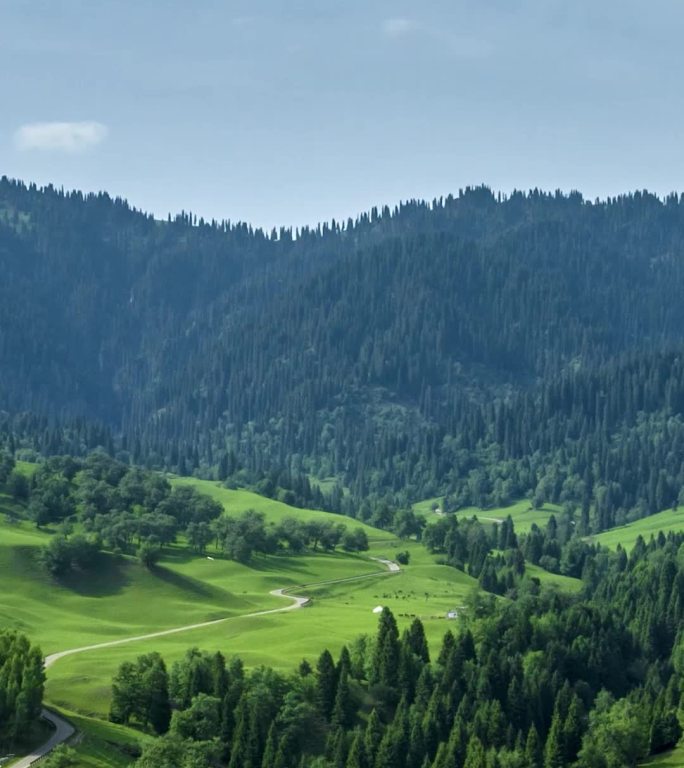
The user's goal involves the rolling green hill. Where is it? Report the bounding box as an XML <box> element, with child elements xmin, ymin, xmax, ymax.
<box><xmin>171</xmin><ymin>477</ymin><xmax>386</xmax><ymax>541</ymax></box>
<box><xmin>0</xmin><ymin>473</ymin><xmax>480</xmax><ymax>724</ymax></box>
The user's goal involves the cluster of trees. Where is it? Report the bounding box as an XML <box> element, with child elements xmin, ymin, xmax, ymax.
<box><xmin>40</xmin><ymin>533</ymin><xmax>100</xmax><ymax>576</ymax></box>
<box><xmin>0</xmin><ymin>451</ymin><xmax>370</xmax><ymax>575</ymax></box>
<box><xmin>423</xmin><ymin>510</ymin><xmax>623</xmax><ymax>598</ymax></box>
<box><xmin>0</xmin><ymin>631</ymin><xmax>45</xmax><ymax>750</ymax></box>
<box><xmin>208</xmin><ymin>511</ymin><xmax>368</xmax><ymax>563</ymax></box>
<box><xmin>18</xmin><ymin>453</ymin><xmax>225</xmax><ymax>573</ymax></box>
<box><xmin>0</xmin><ymin>451</ymin><xmax>15</xmax><ymax>486</ymax></box>
<box><xmin>107</xmin><ymin>530</ymin><xmax>684</xmax><ymax>767</ymax></box>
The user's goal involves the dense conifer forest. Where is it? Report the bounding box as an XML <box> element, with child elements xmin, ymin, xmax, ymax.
<box><xmin>4</xmin><ymin>180</ymin><xmax>684</xmax><ymax>532</ymax></box>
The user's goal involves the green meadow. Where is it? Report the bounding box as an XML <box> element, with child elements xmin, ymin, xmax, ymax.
<box><xmin>524</xmin><ymin>563</ymin><xmax>582</xmax><ymax>593</ymax></box>
<box><xmin>45</xmin><ymin>546</ymin><xmax>476</xmax><ymax>718</ymax></box>
<box><xmin>640</xmin><ymin>742</ymin><xmax>684</xmax><ymax>767</ymax></box>
<box><xmin>171</xmin><ymin>476</ymin><xmax>387</xmax><ymax>541</ymax></box>
<box><xmin>413</xmin><ymin>496</ymin><xmax>561</xmax><ymax>533</ymax></box>
<box><xmin>0</xmin><ymin>474</ymin><xmax>479</xmax><ymax>725</ymax></box>
<box><xmin>589</xmin><ymin>507</ymin><xmax>684</xmax><ymax>550</ymax></box>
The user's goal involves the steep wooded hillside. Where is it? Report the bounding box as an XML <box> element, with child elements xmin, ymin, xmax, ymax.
<box><xmin>3</xmin><ymin>178</ymin><xmax>684</xmax><ymax>527</ymax></box>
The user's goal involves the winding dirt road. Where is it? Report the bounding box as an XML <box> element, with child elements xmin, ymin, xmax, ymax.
<box><xmin>17</xmin><ymin>556</ymin><xmax>400</xmax><ymax>766</ymax></box>
<box><xmin>10</xmin><ymin>709</ymin><xmax>75</xmax><ymax>768</ymax></box>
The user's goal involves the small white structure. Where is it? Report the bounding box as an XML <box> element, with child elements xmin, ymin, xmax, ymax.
<box><xmin>446</xmin><ymin>609</ymin><xmax>459</xmax><ymax>620</ymax></box>
<box><xmin>206</xmin><ymin>556</ymin><xmax>214</xmax><ymax>561</ymax></box>
<box><xmin>372</xmin><ymin>605</ymin><xmax>384</xmax><ymax>614</ymax></box>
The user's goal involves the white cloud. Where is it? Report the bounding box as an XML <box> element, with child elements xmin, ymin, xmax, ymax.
<box><xmin>382</xmin><ymin>18</ymin><xmax>416</xmax><ymax>38</ymax></box>
<box><xmin>14</xmin><ymin>121</ymin><xmax>108</xmax><ymax>153</ymax></box>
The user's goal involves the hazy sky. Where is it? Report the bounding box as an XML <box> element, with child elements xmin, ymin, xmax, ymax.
<box><xmin>1</xmin><ymin>0</ymin><xmax>683</xmax><ymax>229</ymax></box>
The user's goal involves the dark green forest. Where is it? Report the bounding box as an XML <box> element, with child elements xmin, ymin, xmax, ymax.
<box><xmin>5</xmin><ymin>179</ymin><xmax>684</xmax><ymax>533</ymax></box>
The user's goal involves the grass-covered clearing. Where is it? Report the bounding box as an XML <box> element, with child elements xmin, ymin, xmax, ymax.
<box><xmin>524</xmin><ymin>563</ymin><xmax>582</xmax><ymax>593</ymax></box>
<box><xmin>640</xmin><ymin>742</ymin><xmax>684</xmax><ymax>767</ymax></box>
<box><xmin>171</xmin><ymin>477</ymin><xmax>386</xmax><ymax>541</ymax></box>
<box><xmin>413</xmin><ymin>496</ymin><xmax>561</xmax><ymax>533</ymax></box>
<box><xmin>589</xmin><ymin>507</ymin><xmax>684</xmax><ymax>550</ymax></box>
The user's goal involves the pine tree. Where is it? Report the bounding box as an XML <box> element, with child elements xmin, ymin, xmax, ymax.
<box><xmin>543</xmin><ymin>708</ymin><xmax>564</xmax><ymax>768</ymax></box>
<box><xmin>211</xmin><ymin>651</ymin><xmax>228</xmax><ymax>699</ymax></box>
<box><xmin>443</xmin><ymin>716</ymin><xmax>466</xmax><ymax>768</ymax></box>
<box><xmin>406</xmin><ymin>717</ymin><xmax>425</xmax><ymax>768</ymax></box>
<box><xmin>437</xmin><ymin>631</ymin><xmax>455</xmax><ymax>666</ymax></box>
<box><xmin>332</xmin><ymin>670</ymin><xmax>355</xmax><ymax>729</ymax></box>
<box><xmin>463</xmin><ymin>735</ymin><xmax>486</xmax><ymax>768</ymax></box>
<box><xmin>525</xmin><ymin>724</ymin><xmax>542</xmax><ymax>768</ymax></box>
<box><xmin>143</xmin><ymin>658</ymin><xmax>171</xmax><ymax>735</ymax></box>
<box><xmin>316</xmin><ymin>649</ymin><xmax>337</xmax><ymax>720</ymax></box>
<box><xmin>228</xmin><ymin>697</ymin><xmax>250</xmax><ymax>768</ymax></box>
<box><xmin>327</xmin><ymin>727</ymin><xmax>347</xmax><ymax>768</ymax></box>
<box><xmin>338</xmin><ymin>645</ymin><xmax>352</xmax><ymax>676</ymax></box>
<box><xmin>346</xmin><ymin>729</ymin><xmax>368</xmax><ymax>768</ymax></box>
<box><xmin>563</xmin><ymin>694</ymin><xmax>584</xmax><ymax>762</ymax></box>
<box><xmin>407</xmin><ymin>618</ymin><xmax>430</xmax><ymax>663</ymax></box>
<box><xmin>364</xmin><ymin>708</ymin><xmax>383</xmax><ymax>767</ymax></box>
<box><xmin>371</xmin><ymin>608</ymin><xmax>400</xmax><ymax>690</ymax></box>
<box><xmin>261</xmin><ymin>722</ymin><xmax>278</xmax><ymax>768</ymax></box>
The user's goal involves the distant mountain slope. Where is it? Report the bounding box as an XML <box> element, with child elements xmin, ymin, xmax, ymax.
<box><xmin>3</xmin><ymin>177</ymin><xmax>684</xmax><ymax>526</ymax></box>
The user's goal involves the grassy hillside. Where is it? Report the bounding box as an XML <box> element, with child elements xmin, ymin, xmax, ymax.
<box><xmin>525</xmin><ymin>563</ymin><xmax>582</xmax><ymax>593</ymax></box>
<box><xmin>45</xmin><ymin>549</ymin><xmax>476</xmax><ymax>718</ymax></box>
<box><xmin>413</xmin><ymin>497</ymin><xmax>561</xmax><ymax>534</ymax></box>
<box><xmin>0</xmin><ymin>471</ymin><xmax>479</xmax><ymax>724</ymax></box>
<box><xmin>641</xmin><ymin>742</ymin><xmax>684</xmax><ymax>767</ymax></box>
<box><xmin>45</xmin><ymin>709</ymin><xmax>151</xmax><ymax>768</ymax></box>
<box><xmin>171</xmin><ymin>477</ymin><xmax>386</xmax><ymax>540</ymax></box>
<box><xmin>589</xmin><ymin>507</ymin><xmax>684</xmax><ymax>550</ymax></box>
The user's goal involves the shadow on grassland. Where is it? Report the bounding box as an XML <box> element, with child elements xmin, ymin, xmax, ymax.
<box><xmin>246</xmin><ymin>553</ymin><xmax>323</xmax><ymax>576</ymax></box>
<box><xmin>149</xmin><ymin>563</ymin><xmax>225</xmax><ymax>599</ymax></box>
<box><xmin>58</xmin><ymin>551</ymin><xmax>132</xmax><ymax>597</ymax></box>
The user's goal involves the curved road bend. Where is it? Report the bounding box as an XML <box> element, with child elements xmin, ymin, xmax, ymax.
<box><xmin>18</xmin><ymin>556</ymin><xmax>400</xmax><ymax>766</ymax></box>
<box><xmin>11</xmin><ymin>709</ymin><xmax>75</xmax><ymax>768</ymax></box>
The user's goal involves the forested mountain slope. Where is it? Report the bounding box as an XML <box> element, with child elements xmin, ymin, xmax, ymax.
<box><xmin>3</xmin><ymin>178</ymin><xmax>684</xmax><ymax>529</ymax></box>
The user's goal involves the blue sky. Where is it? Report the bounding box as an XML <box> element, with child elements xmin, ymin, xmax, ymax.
<box><xmin>1</xmin><ymin>0</ymin><xmax>683</xmax><ymax>229</ymax></box>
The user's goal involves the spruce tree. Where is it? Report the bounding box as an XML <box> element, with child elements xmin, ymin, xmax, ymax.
<box><xmin>228</xmin><ymin>697</ymin><xmax>250</xmax><ymax>768</ymax></box>
<box><xmin>332</xmin><ymin>670</ymin><xmax>355</xmax><ymax>729</ymax></box>
<box><xmin>563</xmin><ymin>694</ymin><xmax>584</xmax><ymax>762</ymax></box>
<box><xmin>543</xmin><ymin>708</ymin><xmax>564</xmax><ymax>768</ymax></box>
<box><xmin>143</xmin><ymin>658</ymin><xmax>171</xmax><ymax>735</ymax></box>
<box><xmin>261</xmin><ymin>722</ymin><xmax>278</xmax><ymax>768</ymax></box>
<box><xmin>463</xmin><ymin>735</ymin><xmax>486</xmax><ymax>768</ymax></box>
<box><xmin>211</xmin><ymin>651</ymin><xmax>228</xmax><ymax>699</ymax></box>
<box><xmin>407</xmin><ymin>618</ymin><xmax>430</xmax><ymax>663</ymax></box>
<box><xmin>371</xmin><ymin>608</ymin><xmax>400</xmax><ymax>690</ymax></box>
<box><xmin>364</xmin><ymin>708</ymin><xmax>383</xmax><ymax>767</ymax></box>
<box><xmin>525</xmin><ymin>724</ymin><xmax>542</xmax><ymax>768</ymax></box>
<box><xmin>346</xmin><ymin>729</ymin><xmax>368</xmax><ymax>768</ymax></box>
<box><xmin>316</xmin><ymin>649</ymin><xmax>338</xmax><ymax>720</ymax></box>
